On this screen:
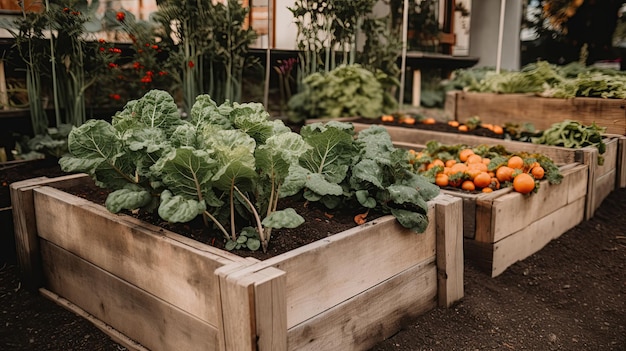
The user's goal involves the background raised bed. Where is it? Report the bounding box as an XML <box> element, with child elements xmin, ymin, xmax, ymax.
<box><xmin>444</xmin><ymin>91</ymin><xmax>626</xmax><ymax>135</ymax></box>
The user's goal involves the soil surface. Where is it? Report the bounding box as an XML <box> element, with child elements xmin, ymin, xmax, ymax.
<box><xmin>1</xmin><ymin>154</ymin><xmax>625</xmax><ymax>350</ymax></box>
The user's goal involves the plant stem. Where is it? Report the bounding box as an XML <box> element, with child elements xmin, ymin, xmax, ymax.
<box><xmin>234</xmin><ymin>185</ymin><xmax>266</xmax><ymax>252</ymax></box>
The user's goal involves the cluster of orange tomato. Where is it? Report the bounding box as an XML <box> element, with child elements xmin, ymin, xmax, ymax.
<box><xmin>409</xmin><ymin>148</ymin><xmax>545</xmax><ymax>194</ymax></box>
<box><xmin>446</xmin><ymin>120</ymin><xmax>504</xmax><ymax>134</ymax></box>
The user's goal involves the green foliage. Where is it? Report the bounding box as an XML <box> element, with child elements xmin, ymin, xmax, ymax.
<box><xmin>287</xmin><ymin>64</ymin><xmax>396</xmax><ymax>122</ymax></box>
<box><xmin>60</xmin><ymin>90</ymin><xmax>438</xmax><ymax>253</ymax></box>
<box><xmin>448</xmin><ymin>61</ymin><xmax>626</xmax><ymax>99</ymax></box>
<box><xmin>532</xmin><ymin>120</ymin><xmax>607</xmax><ymax>164</ymax></box>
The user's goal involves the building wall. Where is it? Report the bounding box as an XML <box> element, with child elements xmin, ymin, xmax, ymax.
<box><xmin>469</xmin><ymin>0</ymin><xmax>522</xmax><ymax>70</ymax></box>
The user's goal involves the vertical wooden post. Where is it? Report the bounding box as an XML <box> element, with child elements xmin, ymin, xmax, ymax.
<box><xmin>435</xmin><ymin>194</ymin><xmax>464</xmax><ymax>307</ymax></box>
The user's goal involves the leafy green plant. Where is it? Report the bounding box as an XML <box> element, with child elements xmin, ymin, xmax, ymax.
<box><xmin>531</xmin><ymin>120</ymin><xmax>607</xmax><ymax>164</ymax></box>
<box><xmin>60</xmin><ymin>90</ymin><xmax>438</xmax><ymax>253</ymax></box>
<box><xmin>287</xmin><ymin>64</ymin><xmax>397</xmax><ymax>122</ymax></box>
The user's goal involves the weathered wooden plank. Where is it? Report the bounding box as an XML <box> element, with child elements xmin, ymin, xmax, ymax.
<box><xmin>217</xmin><ymin>264</ymin><xmax>257</xmax><ymax>351</ymax></box>
<box><xmin>33</xmin><ymin>186</ymin><xmax>244</xmax><ymax>326</ymax></box>
<box><xmin>615</xmin><ymin>135</ymin><xmax>626</xmax><ymax>188</ymax></box>
<box><xmin>254</xmin><ymin>267</ymin><xmax>288</xmax><ymax>351</ymax></box>
<box><xmin>39</xmin><ymin>289</ymin><xmax>149</xmax><ymax>351</ymax></box>
<box><xmin>41</xmin><ymin>241</ymin><xmax>218</xmax><ymax>351</ymax></box>
<box><xmin>478</xmin><ymin>164</ymin><xmax>587</xmax><ymax>243</ymax></box>
<box><xmin>446</xmin><ymin>91</ymin><xmax>626</xmax><ymax>135</ymax></box>
<box><xmin>592</xmin><ymin>170</ymin><xmax>617</xmax><ymax>210</ymax></box>
<box><xmin>435</xmin><ymin>194</ymin><xmax>464</xmax><ymax>307</ymax></box>
<box><xmin>490</xmin><ymin>196</ymin><xmax>586</xmax><ymax>277</ymax></box>
<box><xmin>9</xmin><ymin>174</ymin><xmax>90</xmax><ymax>290</ymax></box>
<box><xmin>227</xmin><ymin>211</ymin><xmax>437</xmax><ymax>329</ymax></box>
<box><xmin>286</xmin><ymin>258</ymin><xmax>437</xmax><ymax>351</ymax></box>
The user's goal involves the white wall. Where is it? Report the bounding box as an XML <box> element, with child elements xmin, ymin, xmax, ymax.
<box><xmin>469</xmin><ymin>0</ymin><xmax>522</xmax><ymax>70</ymax></box>
<box><xmin>274</xmin><ymin>0</ymin><xmax>299</xmax><ymax>49</ymax></box>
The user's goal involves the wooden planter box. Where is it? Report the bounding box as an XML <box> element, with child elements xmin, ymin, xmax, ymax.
<box><xmin>321</xmin><ymin>119</ymin><xmax>617</xmax><ymax>220</ymax></box>
<box><xmin>307</xmin><ymin>119</ymin><xmax>593</xmax><ymax>277</ymax></box>
<box><xmin>443</xmin><ymin>163</ymin><xmax>588</xmax><ymax>277</ymax></box>
<box><xmin>444</xmin><ymin>91</ymin><xmax>626</xmax><ymax>135</ymax></box>
<box><xmin>10</xmin><ymin>174</ymin><xmax>463</xmax><ymax>351</ymax></box>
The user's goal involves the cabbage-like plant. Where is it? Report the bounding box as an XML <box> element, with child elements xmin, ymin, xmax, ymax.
<box><xmin>60</xmin><ymin>90</ymin><xmax>439</xmax><ymax>253</ymax></box>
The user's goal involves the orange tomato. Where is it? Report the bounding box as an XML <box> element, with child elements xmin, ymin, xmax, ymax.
<box><xmin>450</xmin><ymin>163</ymin><xmax>468</xmax><ymax>174</ymax></box>
<box><xmin>466</xmin><ymin>154</ymin><xmax>483</xmax><ymax>164</ymax></box>
<box><xmin>482</xmin><ymin>123</ymin><xmax>494</xmax><ymax>131</ymax></box>
<box><xmin>492</xmin><ymin>125</ymin><xmax>504</xmax><ymax>134</ymax></box>
<box><xmin>422</xmin><ymin>117</ymin><xmax>436</xmax><ymax>125</ymax></box>
<box><xmin>482</xmin><ymin>158</ymin><xmax>491</xmax><ymax>165</ymax></box>
<box><xmin>473</xmin><ymin>172</ymin><xmax>491</xmax><ymax>188</ymax></box>
<box><xmin>531</xmin><ymin>166</ymin><xmax>545</xmax><ymax>180</ymax></box>
<box><xmin>466</xmin><ymin>168</ymin><xmax>482</xmax><ymax>180</ymax></box>
<box><xmin>381</xmin><ymin>115</ymin><xmax>394</xmax><ymax>122</ymax></box>
<box><xmin>458</xmin><ymin>125</ymin><xmax>469</xmax><ymax>132</ymax></box>
<box><xmin>513</xmin><ymin>173</ymin><xmax>535</xmax><ymax>194</ymax></box>
<box><xmin>496</xmin><ymin>166</ymin><xmax>514</xmax><ymax>182</ymax></box>
<box><xmin>448</xmin><ymin>121</ymin><xmax>460</xmax><ymax>127</ymax></box>
<box><xmin>401</xmin><ymin>116</ymin><xmax>416</xmax><ymax>125</ymax></box>
<box><xmin>435</xmin><ymin>173</ymin><xmax>449</xmax><ymax>187</ymax></box>
<box><xmin>482</xmin><ymin>187</ymin><xmax>493</xmax><ymax>193</ymax></box>
<box><xmin>467</xmin><ymin>162</ymin><xmax>488</xmax><ymax>172</ymax></box>
<box><xmin>459</xmin><ymin>149</ymin><xmax>475</xmax><ymax>162</ymax></box>
<box><xmin>445</xmin><ymin>159</ymin><xmax>457</xmax><ymax>168</ymax></box>
<box><xmin>507</xmin><ymin>155</ymin><xmax>525</xmax><ymax>169</ymax></box>
<box><xmin>461</xmin><ymin>180</ymin><xmax>476</xmax><ymax>191</ymax></box>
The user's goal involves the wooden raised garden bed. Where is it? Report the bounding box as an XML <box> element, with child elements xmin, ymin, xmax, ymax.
<box><xmin>306</xmin><ymin>119</ymin><xmax>593</xmax><ymax>277</ymax></box>
<box><xmin>11</xmin><ymin>174</ymin><xmax>463</xmax><ymax>351</ymax></box>
<box><xmin>323</xmin><ymin>119</ymin><xmax>618</xmax><ymax>221</ymax></box>
<box><xmin>444</xmin><ymin>91</ymin><xmax>626</xmax><ymax>135</ymax></box>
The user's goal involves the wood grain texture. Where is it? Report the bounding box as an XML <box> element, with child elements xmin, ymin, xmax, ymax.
<box><xmin>33</xmin><ymin>185</ymin><xmax>244</xmax><ymax>326</ymax></box>
<box><xmin>490</xmin><ymin>196</ymin><xmax>586</xmax><ymax>277</ymax></box>
<box><xmin>617</xmin><ymin>136</ymin><xmax>626</xmax><ymax>188</ymax></box>
<box><xmin>446</xmin><ymin>91</ymin><xmax>626</xmax><ymax>135</ymax></box>
<box><xmin>435</xmin><ymin>194</ymin><xmax>464</xmax><ymax>307</ymax></box>
<box><xmin>9</xmin><ymin>173</ymin><xmax>89</xmax><ymax>290</ymax></box>
<box><xmin>286</xmin><ymin>259</ymin><xmax>437</xmax><ymax>351</ymax></box>
<box><xmin>224</xmin><ymin>212</ymin><xmax>437</xmax><ymax>329</ymax></box>
<box><xmin>41</xmin><ymin>241</ymin><xmax>218</xmax><ymax>351</ymax></box>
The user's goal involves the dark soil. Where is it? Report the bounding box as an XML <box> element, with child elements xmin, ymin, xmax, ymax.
<box><xmin>351</xmin><ymin>116</ymin><xmax>509</xmax><ymax>139</ymax></box>
<box><xmin>1</xmin><ymin>158</ymin><xmax>625</xmax><ymax>351</ymax></box>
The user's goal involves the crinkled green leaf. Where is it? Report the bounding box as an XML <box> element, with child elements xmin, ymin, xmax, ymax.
<box><xmin>261</xmin><ymin>208</ymin><xmax>305</xmax><ymax>229</ymax></box>
<box><xmin>355</xmin><ymin>125</ymin><xmax>395</xmax><ymax>165</ymax></box>
<box><xmin>158</xmin><ymin>190</ymin><xmax>207</xmax><ymax>223</ymax></box>
<box><xmin>351</xmin><ymin>159</ymin><xmax>384</xmax><ymax>188</ymax></box>
<box><xmin>305</xmin><ymin>173</ymin><xmax>344</xmax><ymax>196</ymax></box>
<box><xmin>170</xmin><ymin>124</ymin><xmax>201</xmax><ymax>148</ymax></box>
<box><xmin>127</xmin><ymin>127</ymin><xmax>168</xmax><ymax>153</ymax></box>
<box><xmin>299</xmin><ymin>123</ymin><xmax>355</xmax><ymax>184</ymax></box>
<box><xmin>387</xmin><ymin>184</ymin><xmax>429</xmax><ymax>212</ymax></box>
<box><xmin>390</xmin><ymin>208</ymin><xmax>429</xmax><ymax>233</ymax></box>
<box><xmin>105</xmin><ymin>184</ymin><xmax>152</xmax><ymax>213</ymax></box>
<box><xmin>152</xmin><ymin>147</ymin><xmax>222</xmax><ymax>207</ymax></box>
<box><xmin>190</xmin><ymin>94</ymin><xmax>232</xmax><ymax>129</ymax></box>
<box><xmin>355</xmin><ymin>190</ymin><xmax>376</xmax><ymax>208</ymax></box>
<box><xmin>280</xmin><ymin>164</ymin><xmax>309</xmax><ymax>197</ymax></box>
<box><xmin>60</xmin><ymin>119</ymin><xmax>120</xmax><ymax>173</ymax></box>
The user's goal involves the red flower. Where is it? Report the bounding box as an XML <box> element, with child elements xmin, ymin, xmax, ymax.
<box><xmin>116</xmin><ymin>12</ymin><xmax>125</xmax><ymax>22</ymax></box>
<box><xmin>151</xmin><ymin>45</ymin><xmax>158</xmax><ymax>50</ymax></box>
<box><xmin>109</xmin><ymin>94</ymin><xmax>121</xmax><ymax>100</ymax></box>
<box><xmin>140</xmin><ymin>75</ymin><xmax>152</xmax><ymax>83</ymax></box>
<box><xmin>146</xmin><ymin>71</ymin><xmax>154</xmax><ymax>77</ymax></box>
<box><xmin>63</xmin><ymin>7</ymin><xmax>69</xmax><ymax>13</ymax></box>
<box><xmin>108</xmin><ymin>62</ymin><xmax>118</xmax><ymax>69</ymax></box>
<box><xmin>133</xmin><ymin>62</ymin><xmax>141</xmax><ymax>70</ymax></box>
<box><xmin>158</xmin><ymin>71</ymin><xmax>168</xmax><ymax>76</ymax></box>
<box><xmin>99</xmin><ymin>47</ymin><xmax>105</xmax><ymax>52</ymax></box>
<box><xmin>188</xmin><ymin>60</ymin><xmax>195</xmax><ymax>68</ymax></box>
<box><xmin>98</xmin><ymin>39</ymin><xmax>105</xmax><ymax>44</ymax></box>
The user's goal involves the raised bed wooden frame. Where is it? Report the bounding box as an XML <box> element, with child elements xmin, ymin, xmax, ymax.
<box><xmin>444</xmin><ymin>91</ymin><xmax>626</xmax><ymax>135</ymax></box>
<box><xmin>10</xmin><ymin>174</ymin><xmax>463</xmax><ymax>351</ymax></box>
<box><xmin>318</xmin><ymin>119</ymin><xmax>617</xmax><ymax>220</ymax></box>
